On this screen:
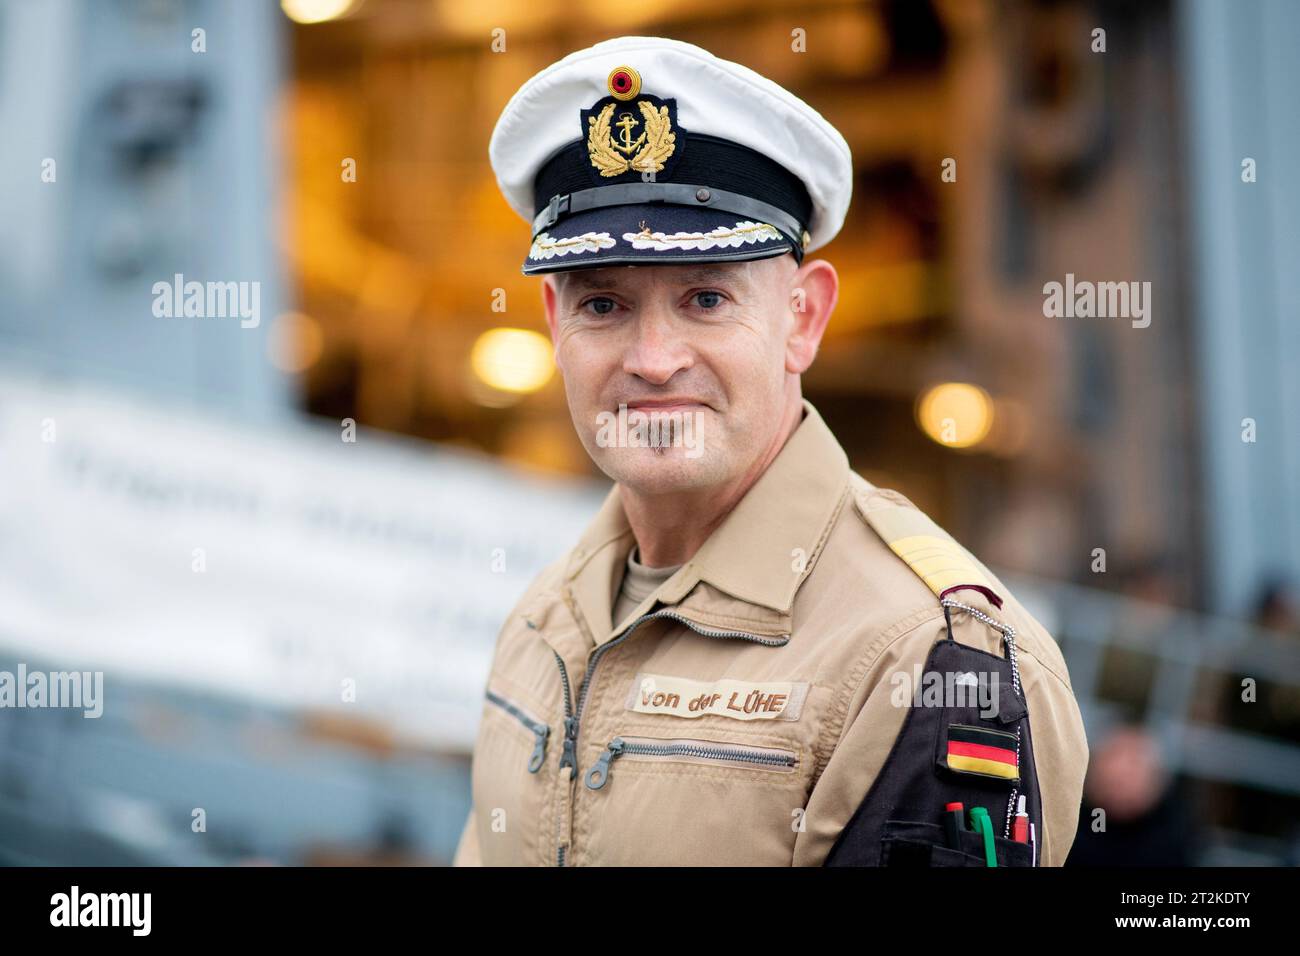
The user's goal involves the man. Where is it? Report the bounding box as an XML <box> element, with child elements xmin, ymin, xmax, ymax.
<box><xmin>453</xmin><ymin>36</ymin><xmax>1088</xmax><ymax>866</ymax></box>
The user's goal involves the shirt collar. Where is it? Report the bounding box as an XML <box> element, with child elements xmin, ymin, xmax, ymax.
<box><xmin>563</xmin><ymin>399</ymin><xmax>850</xmax><ymax>645</ymax></box>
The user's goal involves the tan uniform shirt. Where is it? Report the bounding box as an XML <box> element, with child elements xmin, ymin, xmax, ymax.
<box><xmin>453</xmin><ymin>400</ymin><xmax>1088</xmax><ymax>866</ymax></box>
<box><xmin>612</xmin><ymin>547</ymin><xmax>682</xmax><ymax>635</ymax></box>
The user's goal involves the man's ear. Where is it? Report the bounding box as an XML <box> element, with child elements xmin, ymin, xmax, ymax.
<box><xmin>785</xmin><ymin>258</ymin><xmax>838</xmax><ymax>374</ymax></box>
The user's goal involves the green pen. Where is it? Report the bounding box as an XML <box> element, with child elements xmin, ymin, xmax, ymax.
<box><xmin>968</xmin><ymin>806</ymin><xmax>997</xmax><ymax>867</ymax></box>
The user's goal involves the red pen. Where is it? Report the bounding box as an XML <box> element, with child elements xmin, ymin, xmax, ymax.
<box><xmin>1012</xmin><ymin>794</ymin><xmax>1030</xmax><ymax>843</ymax></box>
<box><xmin>944</xmin><ymin>801</ymin><xmax>966</xmax><ymax>849</ymax></box>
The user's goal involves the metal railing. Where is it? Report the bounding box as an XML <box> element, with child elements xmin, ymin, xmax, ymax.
<box><xmin>1007</xmin><ymin>574</ymin><xmax>1300</xmax><ymax>863</ymax></box>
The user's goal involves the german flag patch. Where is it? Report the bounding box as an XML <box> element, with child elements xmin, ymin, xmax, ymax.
<box><xmin>942</xmin><ymin>723</ymin><xmax>1020</xmax><ymax>783</ymax></box>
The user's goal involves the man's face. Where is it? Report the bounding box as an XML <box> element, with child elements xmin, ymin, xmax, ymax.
<box><xmin>541</xmin><ymin>255</ymin><xmax>818</xmax><ymax>496</ymax></box>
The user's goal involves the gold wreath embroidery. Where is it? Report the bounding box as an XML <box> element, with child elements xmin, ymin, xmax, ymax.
<box><xmin>622</xmin><ymin>221</ymin><xmax>782</xmax><ymax>249</ymax></box>
<box><xmin>587</xmin><ymin>101</ymin><xmax>676</xmax><ymax>178</ymax></box>
<box><xmin>529</xmin><ymin>231</ymin><xmax>616</xmax><ymax>260</ymax></box>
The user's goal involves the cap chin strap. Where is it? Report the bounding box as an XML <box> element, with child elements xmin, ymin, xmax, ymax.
<box><xmin>532</xmin><ymin>182</ymin><xmax>806</xmax><ymax>253</ymax></box>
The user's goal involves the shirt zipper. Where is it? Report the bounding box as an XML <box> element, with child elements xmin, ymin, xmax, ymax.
<box><xmin>484</xmin><ymin>688</ymin><xmax>550</xmax><ymax>773</ymax></box>
<box><xmin>550</xmin><ymin>607</ymin><xmax>789</xmax><ymax>866</ymax></box>
<box><xmin>584</xmin><ymin>734</ymin><xmax>798</xmax><ymax>790</ymax></box>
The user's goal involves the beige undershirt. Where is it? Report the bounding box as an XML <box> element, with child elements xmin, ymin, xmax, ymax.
<box><xmin>612</xmin><ymin>545</ymin><xmax>682</xmax><ymax>632</ymax></box>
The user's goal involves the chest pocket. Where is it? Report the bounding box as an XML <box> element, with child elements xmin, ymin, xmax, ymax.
<box><xmin>575</xmin><ymin>720</ymin><xmax>810</xmax><ymax>865</ymax></box>
<box><xmin>484</xmin><ymin>688</ymin><xmax>551</xmax><ymax>773</ymax></box>
<box><xmin>583</xmin><ymin>733</ymin><xmax>799</xmax><ymax>789</ymax></box>
<box><xmin>470</xmin><ymin>685</ymin><xmax>555</xmax><ymax>865</ymax></box>
<box><xmin>591</xmin><ymin>671</ymin><xmax>810</xmax><ymax>788</ymax></box>
<box><xmin>824</xmin><ymin>632</ymin><xmax>1042</xmax><ymax>867</ymax></box>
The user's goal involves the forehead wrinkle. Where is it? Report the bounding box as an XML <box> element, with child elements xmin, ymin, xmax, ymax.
<box><xmin>554</xmin><ymin>261</ymin><xmax>765</xmax><ymax>296</ymax></box>
<box><xmin>670</xmin><ymin>265</ymin><xmax>752</xmax><ymax>289</ymax></box>
<box><xmin>557</xmin><ymin>269</ymin><xmax>628</xmax><ymax>293</ymax></box>
<box><xmin>570</xmin><ymin>271</ymin><xmax>617</xmax><ymax>290</ymax></box>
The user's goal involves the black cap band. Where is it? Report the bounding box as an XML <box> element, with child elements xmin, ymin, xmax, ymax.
<box><xmin>531</xmin><ymin>132</ymin><xmax>813</xmax><ymax>253</ymax></box>
<box><xmin>532</xmin><ymin>182</ymin><xmax>806</xmax><ymax>258</ymax></box>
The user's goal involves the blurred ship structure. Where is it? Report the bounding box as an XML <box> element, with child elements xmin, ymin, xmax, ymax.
<box><xmin>0</xmin><ymin>0</ymin><xmax>599</xmax><ymax>865</ymax></box>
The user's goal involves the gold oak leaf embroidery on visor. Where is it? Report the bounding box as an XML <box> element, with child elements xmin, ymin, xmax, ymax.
<box><xmin>528</xmin><ymin>231</ymin><xmax>617</xmax><ymax>261</ymax></box>
<box><xmin>623</xmin><ymin>221</ymin><xmax>783</xmax><ymax>251</ymax></box>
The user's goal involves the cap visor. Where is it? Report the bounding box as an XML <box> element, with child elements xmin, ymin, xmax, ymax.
<box><xmin>523</xmin><ymin>203</ymin><xmax>795</xmax><ymax>275</ymax></box>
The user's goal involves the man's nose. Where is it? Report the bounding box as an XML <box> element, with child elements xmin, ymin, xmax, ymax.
<box><xmin>622</xmin><ymin>306</ymin><xmax>693</xmax><ymax>385</ymax></box>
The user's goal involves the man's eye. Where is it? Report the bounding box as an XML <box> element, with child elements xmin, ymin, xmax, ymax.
<box><xmin>693</xmin><ymin>290</ymin><xmax>724</xmax><ymax>309</ymax></box>
<box><xmin>584</xmin><ymin>297</ymin><xmax>617</xmax><ymax>315</ymax></box>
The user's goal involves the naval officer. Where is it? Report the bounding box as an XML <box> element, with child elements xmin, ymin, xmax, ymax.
<box><xmin>454</xmin><ymin>35</ymin><xmax>1088</xmax><ymax>867</ymax></box>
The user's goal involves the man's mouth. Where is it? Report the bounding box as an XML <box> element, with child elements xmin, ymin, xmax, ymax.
<box><xmin>620</xmin><ymin>399</ymin><xmax>709</xmax><ymax>415</ymax></box>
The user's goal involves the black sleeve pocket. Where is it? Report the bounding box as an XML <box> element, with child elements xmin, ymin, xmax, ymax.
<box><xmin>881</xmin><ymin>819</ymin><xmax>1032</xmax><ymax>867</ymax></box>
<box><xmin>822</xmin><ymin>635</ymin><xmax>1043</xmax><ymax>867</ymax></box>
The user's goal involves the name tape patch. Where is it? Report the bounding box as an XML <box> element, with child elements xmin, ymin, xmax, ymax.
<box><xmin>625</xmin><ymin>672</ymin><xmax>809</xmax><ymax>721</ymax></box>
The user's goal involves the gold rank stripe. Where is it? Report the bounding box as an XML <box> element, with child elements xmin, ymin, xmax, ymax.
<box><xmin>857</xmin><ymin>502</ymin><xmax>999</xmax><ymax>601</ymax></box>
<box><xmin>888</xmin><ymin>535</ymin><xmax>988</xmax><ymax>595</ymax></box>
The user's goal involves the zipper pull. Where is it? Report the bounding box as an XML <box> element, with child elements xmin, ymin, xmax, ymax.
<box><xmin>584</xmin><ymin>737</ymin><xmax>625</xmax><ymax>790</ymax></box>
<box><xmin>559</xmin><ymin>715</ymin><xmax>579</xmax><ymax>772</ymax></box>
<box><xmin>528</xmin><ymin>725</ymin><xmax>549</xmax><ymax>773</ymax></box>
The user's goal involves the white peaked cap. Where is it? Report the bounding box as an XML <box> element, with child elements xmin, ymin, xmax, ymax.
<box><xmin>490</xmin><ymin>36</ymin><xmax>854</xmax><ymax>273</ymax></box>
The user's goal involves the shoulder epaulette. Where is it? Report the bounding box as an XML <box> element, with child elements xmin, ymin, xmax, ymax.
<box><xmin>853</xmin><ymin>487</ymin><xmax>1003</xmax><ymax>609</ymax></box>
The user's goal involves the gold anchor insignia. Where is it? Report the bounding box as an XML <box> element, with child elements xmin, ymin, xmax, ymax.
<box><xmin>587</xmin><ymin>100</ymin><xmax>676</xmax><ymax>178</ymax></box>
<box><xmin>612</xmin><ymin>113</ymin><xmax>646</xmax><ymax>155</ymax></box>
